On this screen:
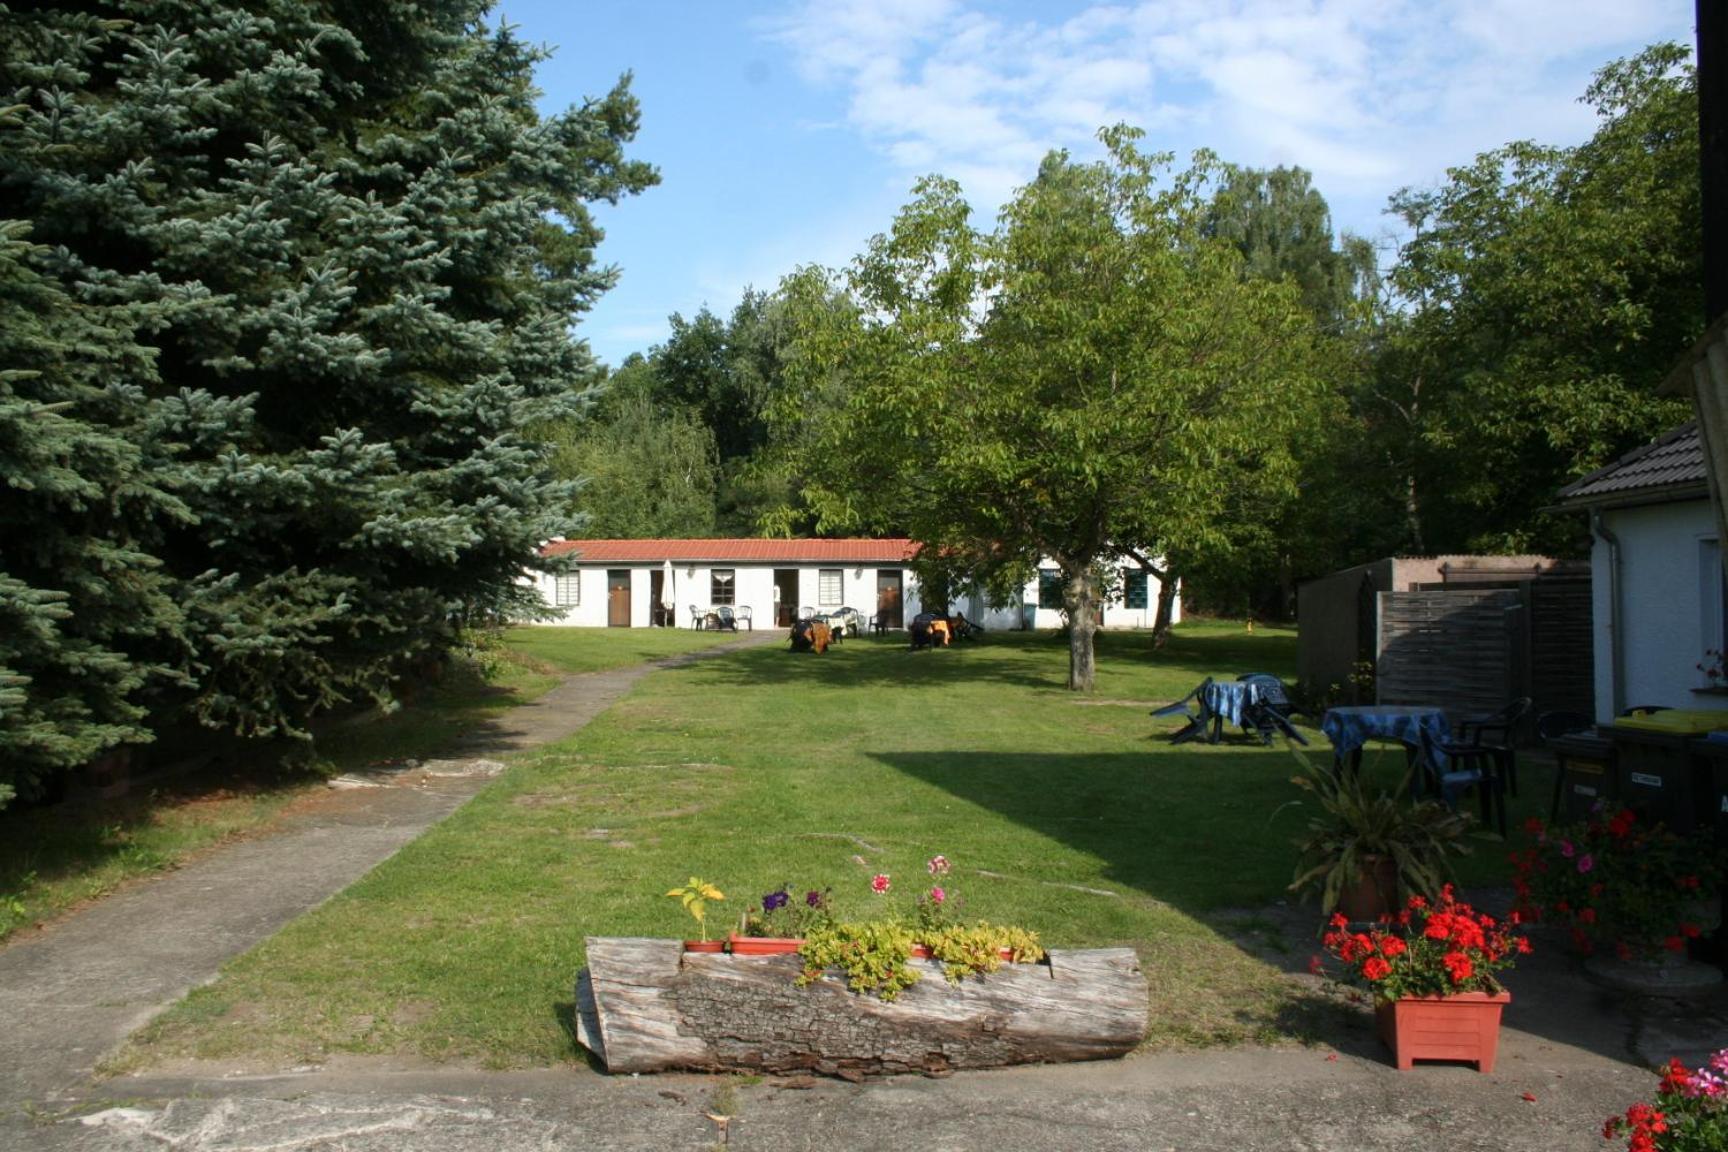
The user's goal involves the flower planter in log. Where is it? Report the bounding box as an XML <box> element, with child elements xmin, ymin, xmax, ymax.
<box><xmin>576</xmin><ymin>937</ymin><xmax>1147</xmax><ymax>1077</ymax></box>
<box><xmin>1375</xmin><ymin>991</ymin><xmax>1510</xmax><ymax>1072</ymax></box>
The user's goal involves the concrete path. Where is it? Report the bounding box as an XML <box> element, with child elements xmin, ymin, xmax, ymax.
<box><xmin>0</xmin><ymin>633</ymin><xmax>776</xmax><ymax>1109</ymax></box>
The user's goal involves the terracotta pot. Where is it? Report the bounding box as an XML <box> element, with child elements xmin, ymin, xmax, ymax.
<box><xmin>1375</xmin><ymin>991</ymin><xmax>1510</xmax><ymax>1073</ymax></box>
<box><xmin>1336</xmin><ymin>856</ymin><xmax>1399</xmax><ymax>923</ymax></box>
<box><xmin>728</xmin><ymin>935</ymin><xmax>803</xmax><ymax>955</ymax></box>
<box><xmin>683</xmin><ymin>939</ymin><xmax>726</xmax><ymax>954</ymax></box>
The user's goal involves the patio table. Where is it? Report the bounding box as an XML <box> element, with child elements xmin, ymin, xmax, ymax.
<box><xmin>1321</xmin><ymin>705</ymin><xmax>1450</xmax><ymax>784</ymax></box>
<box><xmin>1201</xmin><ymin>680</ymin><xmax>1259</xmax><ymax>729</ymax></box>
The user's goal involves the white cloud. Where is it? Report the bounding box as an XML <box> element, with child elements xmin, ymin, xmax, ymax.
<box><xmin>763</xmin><ymin>0</ymin><xmax>1693</xmax><ymax>232</ymax></box>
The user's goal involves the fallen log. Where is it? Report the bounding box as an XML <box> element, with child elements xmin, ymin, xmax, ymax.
<box><xmin>575</xmin><ymin>937</ymin><xmax>1147</xmax><ymax>1077</ymax></box>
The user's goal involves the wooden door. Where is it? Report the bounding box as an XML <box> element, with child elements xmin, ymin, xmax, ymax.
<box><xmin>876</xmin><ymin>571</ymin><xmax>903</xmax><ymax>629</ymax></box>
<box><xmin>607</xmin><ymin>570</ymin><xmax>631</xmax><ymax>628</ymax></box>
<box><xmin>774</xmin><ymin>569</ymin><xmax>798</xmax><ymax>627</ymax></box>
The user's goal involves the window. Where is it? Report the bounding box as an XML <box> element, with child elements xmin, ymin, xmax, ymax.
<box><xmin>710</xmin><ymin>568</ymin><xmax>735</xmax><ymax>606</ymax></box>
<box><xmin>1038</xmin><ymin>568</ymin><xmax>1064</xmax><ymax>610</ymax></box>
<box><xmin>553</xmin><ymin>572</ymin><xmax>580</xmax><ymax>607</ymax></box>
<box><xmin>818</xmin><ymin>568</ymin><xmax>843</xmax><ymax>607</ymax></box>
<box><xmin>1124</xmin><ymin>571</ymin><xmax>1149</xmax><ymax>610</ymax></box>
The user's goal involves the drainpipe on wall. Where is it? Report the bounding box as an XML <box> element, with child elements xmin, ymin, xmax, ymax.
<box><xmin>1591</xmin><ymin>509</ymin><xmax>1626</xmax><ymax>718</ymax></box>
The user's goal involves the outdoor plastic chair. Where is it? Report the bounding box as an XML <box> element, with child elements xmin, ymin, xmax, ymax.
<box><xmin>1151</xmin><ymin>677</ymin><xmax>1216</xmax><ymax>744</ymax></box>
<box><xmin>1454</xmin><ymin>697</ymin><xmax>1532</xmax><ymax>796</ymax></box>
<box><xmin>1419</xmin><ymin>726</ymin><xmax>1507</xmax><ymax>837</ymax></box>
<box><xmin>713</xmin><ymin>606</ymin><xmax>739</xmax><ymax>632</ymax></box>
<box><xmin>1235</xmin><ymin>673</ymin><xmax>1308</xmax><ymax>745</ymax></box>
<box><xmin>736</xmin><ymin>605</ymin><xmax>753</xmax><ymax>630</ymax></box>
<box><xmin>1536</xmin><ymin>710</ymin><xmax>1593</xmax><ymax>823</ymax></box>
<box><xmin>689</xmin><ymin>604</ymin><xmax>704</xmax><ymax>630</ymax></box>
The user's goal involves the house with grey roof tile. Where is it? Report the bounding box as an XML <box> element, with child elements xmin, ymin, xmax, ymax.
<box><xmin>1556</xmin><ymin>423</ymin><xmax>1728</xmax><ymax>719</ymax></box>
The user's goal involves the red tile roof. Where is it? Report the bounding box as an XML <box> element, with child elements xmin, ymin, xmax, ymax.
<box><xmin>541</xmin><ymin>538</ymin><xmax>920</xmax><ymax>564</ymax></box>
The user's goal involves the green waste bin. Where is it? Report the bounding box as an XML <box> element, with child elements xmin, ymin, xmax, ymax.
<box><xmin>1607</xmin><ymin>710</ymin><xmax>1728</xmax><ymax>835</ymax></box>
<box><xmin>1549</xmin><ymin>730</ymin><xmax>1615</xmax><ymax>823</ymax></box>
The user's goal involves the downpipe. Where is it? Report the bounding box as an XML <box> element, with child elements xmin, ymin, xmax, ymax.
<box><xmin>1591</xmin><ymin>509</ymin><xmax>1625</xmax><ymax>718</ymax></box>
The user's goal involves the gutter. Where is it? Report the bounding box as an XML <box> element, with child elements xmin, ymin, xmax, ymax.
<box><xmin>1591</xmin><ymin>509</ymin><xmax>1626</xmax><ymax>718</ymax></box>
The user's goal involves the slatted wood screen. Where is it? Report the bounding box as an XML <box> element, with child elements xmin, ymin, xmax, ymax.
<box><xmin>1527</xmin><ymin>576</ymin><xmax>1594</xmax><ymax>719</ymax></box>
<box><xmin>1377</xmin><ymin>590</ymin><xmax>1522</xmax><ymax>720</ymax></box>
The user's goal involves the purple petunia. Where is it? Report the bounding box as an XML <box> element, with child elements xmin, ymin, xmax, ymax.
<box><xmin>762</xmin><ymin>890</ymin><xmax>789</xmax><ymax>911</ymax></box>
<box><xmin>805</xmin><ymin>889</ymin><xmax>826</xmax><ymax>908</ymax></box>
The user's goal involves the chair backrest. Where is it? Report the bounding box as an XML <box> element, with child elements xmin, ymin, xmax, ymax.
<box><xmin>716</xmin><ymin>606</ymin><xmax>736</xmax><ymax>625</ymax></box>
<box><xmin>737</xmin><ymin>605</ymin><xmax>752</xmax><ymax>621</ymax></box>
<box><xmin>1535</xmin><ymin>710</ymin><xmax>1593</xmax><ymax>741</ymax></box>
<box><xmin>1237</xmin><ymin>672</ymin><xmax>1290</xmax><ymax>707</ymax></box>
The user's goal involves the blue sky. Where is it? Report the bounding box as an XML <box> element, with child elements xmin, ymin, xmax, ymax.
<box><xmin>506</xmin><ymin>0</ymin><xmax>1697</xmax><ymax>368</ymax></box>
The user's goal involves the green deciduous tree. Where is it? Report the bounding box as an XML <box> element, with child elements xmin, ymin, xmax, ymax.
<box><xmin>1382</xmin><ymin>42</ymin><xmax>1698</xmax><ymax>553</ymax></box>
<box><xmin>777</xmin><ymin>129</ymin><xmax>1328</xmax><ymax>689</ymax></box>
<box><xmin>0</xmin><ymin>0</ymin><xmax>653</xmax><ymax>798</ymax></box>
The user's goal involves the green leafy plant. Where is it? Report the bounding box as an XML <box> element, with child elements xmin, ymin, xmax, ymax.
<box><xmin>1318</xmin><ymin>885</ymin><xmax>1529</xmax><ymax>1002</ymax></box>
<box><xmin>924</xmin><ymin>922</ymin><xmax>1045</xmax><ymax>984</ymax></box>
<box><xmin>796</xmin><ymin>919</ymin><xmax>921</xmax><ymax>1000</ymax></box>
<box><xmin>1512</xmin><ymin>806</ymin><xmax>1721</xmax><ymax>960</ymax></box>
<box><xmin>1288</xmin><ymin>756</ymin><xmax>1472</xmax><ymax>915</ymax></box>
<box><xmin>738</xmin><ymin>884</ymin><xmax>834</xmax><ymax>938</ymax></box>
<box><xmin>666</xmin><ymin>877</ymin><xmax>725</xmax><ymax>942</ymax></box>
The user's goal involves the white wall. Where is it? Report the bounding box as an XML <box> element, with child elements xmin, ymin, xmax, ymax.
<box><xmin>527</xmin><ymin>563</ymin><xmax>922</xmax><ymax>628</ymax></box>
<box><xmin>1593</xmin><ymin>499</ymin><xmax>1728</xmax><ymax>721</ymax></box>
<box><xmin>1021</xmin><ymin>561</ymin><xmax>1182</xmax><ymax>631</ymax></box>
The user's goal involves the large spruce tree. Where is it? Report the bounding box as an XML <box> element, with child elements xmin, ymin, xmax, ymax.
<box><xmin>0</xmin><ymin>1</ymin><xmax>653</xmax><ymax>801</ymax></box>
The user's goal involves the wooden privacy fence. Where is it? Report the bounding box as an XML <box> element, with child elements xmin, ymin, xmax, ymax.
<box><xmin>1376</xmin><ymin>589</ymin><xmax>1524</xmax><ymax>721</ymax></box>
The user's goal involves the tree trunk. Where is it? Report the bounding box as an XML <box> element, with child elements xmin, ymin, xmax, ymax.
<box><xmin>576</xmin><ymin>938</ymin><xmax>1148</xmax><ymax>1077</ymax></box>
<box><xmin>1152</xmin><ymin>571</ymin><xmax>1179</xmax><ymax>647</ymax></box>
<box><xmin>1064</xmin><ymin>567</ymin><xmax>1098</xmax><ymax>691</ymax></box>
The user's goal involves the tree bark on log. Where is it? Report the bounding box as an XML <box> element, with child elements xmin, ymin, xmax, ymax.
<box><xmin>576</xmin><ymin>937</ymin><xmax>1148</xmax><ymax>1077</ymax></box>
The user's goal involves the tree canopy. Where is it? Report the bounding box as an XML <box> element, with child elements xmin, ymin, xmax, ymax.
<box><xmin>774</xmin><ymin>129</ymin><xmax>1329</xmax><ymax>688</ymax></box>
<box><xmin>0</xmin><ymin>0</ymin><xmax>653</xmax><ymax>801</ymax></box>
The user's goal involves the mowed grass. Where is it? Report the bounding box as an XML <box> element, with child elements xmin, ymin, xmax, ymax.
<box><xmin>118</xmin><ymin>621</ymin><xmax>1552</xmax><ymax>1071</ymax></box>
<box><xmin>0</xmin><ymin>650</ymin><xmax>560</xmax><ymax>945</ymax></box>
<box><xmin>500</xmin><ymin>624</ymin><xmax>743</xmax><ymax>676</ymax></box>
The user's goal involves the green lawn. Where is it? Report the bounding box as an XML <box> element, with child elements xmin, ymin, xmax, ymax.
<box><xmin>117</xmin><ymin>620</ymin><xmax>1550</xmax><ymax>1071</ymax></box>
<box><xmin>500</xmin><ymin>624</ymin><xmax>745</xmax><ymax>676</ymax></box>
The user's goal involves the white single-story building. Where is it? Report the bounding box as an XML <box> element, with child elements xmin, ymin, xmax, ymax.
<box><xmin>527</xmin><ymin>538</ymin><xmax>1180</xmax><ymax>631</ymax></box>
<box><xmin>530</xmin><ymin>539</ymin><xmax>927</xmax><ymax>630</ymax></box>
<box><xmin>1557</xmin><ymin>422</ymin><xmax>1728</xmax><ymax>720</ymax></box>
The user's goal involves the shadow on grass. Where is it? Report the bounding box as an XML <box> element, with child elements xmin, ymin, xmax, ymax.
<box><xmin>869</xmin><ymin>749</ymin><xmax>1304</xmax><ymax>911</ymax></box>
<box><xmin>878</xmin><ymin>744</ymin><xmax>1692</xmax><ymax>1070</ymax></box>
<box><xmin>655</xmin><ymin>627</ymin><xmax>1295</xmax><ymax>700</ymax></box>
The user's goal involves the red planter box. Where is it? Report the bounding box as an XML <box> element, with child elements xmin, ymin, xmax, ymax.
<box><xmin>728</xmin><ymin>935</ymin><xmax>803</xmax><ymax>956</ymax></box>
<box><xmin>1375</xmin><ymin>991</ymin><xmax>1510</xmax><ymax>1072</ymax></box>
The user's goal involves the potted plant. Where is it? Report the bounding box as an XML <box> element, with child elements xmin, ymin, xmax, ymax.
<box><xmin>1511</xmin><ymin>805</ymin><xmax>1721</xmax><ymax>964</ymax></box>
<box><xmin>1319</xmin><ymin>885</ymin><xmax>1530</xmax><ymax>1072</ymax></box>
<box><xmin>666</xmin><ymin>877</ymin><xmax>726</xmax><ymax>952</ymax></box>
<box><xmin>731</xmin><ymin>884</ymin><xmax>835</xmax><ymax>954</ymax></box>
<box><xmin>1289</xmin><ymin>757</ymin><xmax>1472</xmax><ymax>922</ymax></box>
<box><xmin>1604</xmin><ymin>1048</ymin><xmax>1728</xmax><ymax>1151</ymax></box>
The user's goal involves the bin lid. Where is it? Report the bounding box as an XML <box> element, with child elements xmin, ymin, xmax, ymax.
<box><xmin>1612</xmin><ymin>709</ymin><xmax>1728</xmax><ymax>735</ymax></box>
